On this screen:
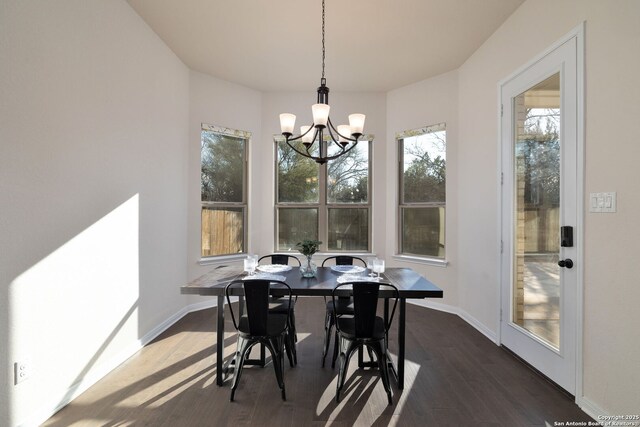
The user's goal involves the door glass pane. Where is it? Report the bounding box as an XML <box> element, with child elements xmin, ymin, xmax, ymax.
<box><xmin>327</xmin><ymin>208</ymin><xmax>368</xmax><ymax>251</ymax></box>
<box><xmin>201</xmin><ymin>207</ymin><xmax>244</xmax><ymax>257</ymax></box>
<box><xmin>513</xmin><ymin>73</ymin><xmax>561</xmax><ymax>349</ymax></box>
<box><xmin>277</xmin><ymin>208</ymin><xmax>318</xmax><ymax>251</ymax></box>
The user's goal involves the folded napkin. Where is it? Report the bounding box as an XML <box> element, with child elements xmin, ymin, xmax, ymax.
<box><xmin>336</xmin><ymin>274</ymin><xmax>382</xmax><ymax>283</ymax></box>
<box><xmin>243</xmin><ymin>273</ymin><xmax>286</xmax><ymax>282</ymax></box>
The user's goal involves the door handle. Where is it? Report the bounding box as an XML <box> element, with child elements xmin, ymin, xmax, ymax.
<box><xmin>558</xmin><ymin>259</ymin><xmax>574</xmax><ymax>269</ymax></box>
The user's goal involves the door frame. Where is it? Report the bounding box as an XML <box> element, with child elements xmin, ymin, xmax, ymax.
<box><xmin>496</xmin><ymin>22</ymin><xmax>584</xmax><ymax>401</ymax></box>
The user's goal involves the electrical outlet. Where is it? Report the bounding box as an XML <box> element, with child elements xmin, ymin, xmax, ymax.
<box><xmin>14</xmin><ymin>361</ymin><xmax>31</xmax><ymax>384</ymax></box>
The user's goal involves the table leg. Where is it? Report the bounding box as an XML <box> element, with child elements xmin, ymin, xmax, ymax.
<box><xmin>216</xmin><ymin>295</ymin><xmax>225</xmax><ymax>386</ymax></box>
<box><xmin>398</xmin><ymin>298</ymin><xmax>406</xmax><ymax>390</ymax></box>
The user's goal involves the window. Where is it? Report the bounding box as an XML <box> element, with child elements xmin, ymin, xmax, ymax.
<box><xmin>397</xmin><ymin>123</ymin><xmax>446</xmax><ymax>258</ymax></box>
<box><xmin>201</xmin><ymin>124</ymin><xmax>249</xmax><ymax>257</ymax></box>
<box><xmin>275</xmin><ymin>137</ymin><xmax>371</xmax><ymax>252</ymax></box>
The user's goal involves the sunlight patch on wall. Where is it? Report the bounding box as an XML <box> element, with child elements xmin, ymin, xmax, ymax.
<box><xmin>9</xmin><ymin>194</ymin><xmax>140</xmax><ymax>425</ymax></box>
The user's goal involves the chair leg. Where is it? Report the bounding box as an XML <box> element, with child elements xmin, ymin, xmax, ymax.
<box><xmin>284</xmin><ymin>329</ymin><xmax>295</xmax><ymax>368</ymax></box>
<box><xmin>331</xmin><ymin>327</ymin><xmax>339</xmax><ymax>368</ymax></box>
<box><xmin>370</xmin><ymin>341</ymin><xmax>393</xmax><ymax>405</ymax></box>
<box><xmin>289</xmin><ymin>312</ymin><xmax>297</xmax><ymax>365</ymax></box>
<box><xmin>265</xmin><ymin>337</ymin><xmax>286</xmax><ymax>401</ymax></box>
<box><xmin>322</xmin><ymin>310</ymin><xmax>334</xmax><ymax>367</ymax></box>
<box><xmin>230</xmin><ymin>337</ymin><xmax>251</xmax><ymax>402</ymax></box>
<box><xmin>336</xmin><ymin>338</ymin><xmax>357</xmax><ymax>403</ymax></box>
<box><xmin>291</xmin><ymin>310</ymin><xmax>298</xmax><ymax>343</ymax></box>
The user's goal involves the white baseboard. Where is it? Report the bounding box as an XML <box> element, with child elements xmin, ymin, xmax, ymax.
<box><xmin>407</xmin><ymin>299</ymin><xmax>498</xmax><ymax>343</ymax></box>
<box><xmin>21</xmin><ymin>298</ymin><xmax>219</xmax><ymax>427</ymax></box>
<box><xmin>576</xmin><ymin>395</ymin><xmax>609</xmax><ymax>422</ymax></box>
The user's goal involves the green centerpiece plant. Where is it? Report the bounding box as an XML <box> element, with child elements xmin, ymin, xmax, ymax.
<box><xmin>296</xmin><ymin>239</ymin><xmax>321</xmax><ymax>278</ymax></box>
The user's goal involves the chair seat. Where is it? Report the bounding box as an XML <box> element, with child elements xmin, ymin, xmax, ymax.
<box><xmin>238</xmin><ymin>314</ymin><xmax>288</xmax><ymax>337</ymax></box>
<box><xmin>337</xmin><ymin>316</ymin><xmax>386</xmax><ymax>340</ymax></box>
<box><xmin>268</xmin><ymin>297</ymin><xmax>295</xmax><ymax>313</ymax></box>
<box><xmin>326</xmin><ymin>297</ymin><xmax>354</xmax><ymax>315</ymax></box>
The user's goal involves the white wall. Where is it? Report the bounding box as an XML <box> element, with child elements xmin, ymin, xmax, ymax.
<box><xmin>0</xmin><ymin>1</ymin><xmax>190</xmax><ymax>425</ymax></box>
<box><xmin>386</xmin><ymin>70</ymin><xmax>460</xmax><ymax>309</ymax></box>
<box><xmin>456</xmin><ymin>0</ymin><xmax>640</xmax><ymax>415</ymax></box>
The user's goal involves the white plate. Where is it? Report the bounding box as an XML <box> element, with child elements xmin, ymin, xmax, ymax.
<box><xmin>243</xmin><ymin>273</ymin><xmax>286</xmax><ymax>282</ymax></box>
<box><xmin>336</xmin><ymin>274</ymin><xmax>379</xmax><ymax>283</ymax></box>
<box><xmin>330</xmin><ymin>265</ymin><xmax>366</xmax><ymax>274</ymax></box>
<box><xmin>256</xmin><ymin>264</ymin><xmax>292</xmax><ymax>273</ymax></box>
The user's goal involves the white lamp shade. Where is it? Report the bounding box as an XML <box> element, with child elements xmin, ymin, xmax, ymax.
<box><xmin>348</xmin><ymin>113</ymin><xmax>366</xmax><ymax>134</ymax></box>
<box><xmin>279</xmin><ymin>113</ymin><xmax>296</xmax><ymax>134</ymax></box>
<box><xmin>301</xmin><ymin>125</ymin><xmax>314</xmax><ymax>143</ymax></box>
<box><xmin>312</xmin><ymin>103</ymin><xmax>330</xmax><ymax>126</ymax></box>
<box><xmin>337</xmin><ymin>125</ymin><xmax>351</xmax><ymax>142</ymax></box>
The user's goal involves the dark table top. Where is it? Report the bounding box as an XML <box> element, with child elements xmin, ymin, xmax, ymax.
<box><xmin>181</xmin><ymin>266</ymin><xmax>443</xmax><ymax>299</ymax></box>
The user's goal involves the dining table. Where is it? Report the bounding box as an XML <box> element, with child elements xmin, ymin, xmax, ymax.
<box><xmin>180</xmin><ymin>264</ymin><xmax>443</xmax><ymax>389</ymax></box>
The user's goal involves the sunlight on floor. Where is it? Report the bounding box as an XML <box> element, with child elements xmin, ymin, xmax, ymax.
<box><xmin>316</xmin><ymin>355</ymin><xmax>420</xmax><ymax>424</ymax></box>
<box><xmin>523</xmin><ymin>258</ymin><xmax>560</xmax><ymax>347</ymax></box>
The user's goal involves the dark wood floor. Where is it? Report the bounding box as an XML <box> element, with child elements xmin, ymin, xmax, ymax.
<box><xmin>44</xmin><ymin>298</ymin><xmax>592</xmax><ymax>426</ymax></box>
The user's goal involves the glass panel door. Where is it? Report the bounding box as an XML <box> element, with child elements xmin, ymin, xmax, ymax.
<box><xmin>513</xmin><ymin>73</ymin><xmax>561</xmax><ymax>349</ymax></box>
<box><xmin>500</xmin><ymin>34</ymin><xmax>580</xmax><ymax>394</ymax></box>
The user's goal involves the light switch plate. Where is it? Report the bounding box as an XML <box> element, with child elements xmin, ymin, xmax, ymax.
<box><xmin>589</xmin><ymin>192</ymin><xmax>616</xmax><ymax>213</ymax></box>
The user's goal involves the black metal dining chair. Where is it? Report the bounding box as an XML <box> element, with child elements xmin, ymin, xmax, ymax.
<box><xmin>320</xmin><ymin>255</ymin><xmax>366</xmax><ymax>367</ymax></box>
<box><xmin>331</xmin><ymin>281</ymin><xmax>399</xmax><ymax>405</ymax></box>
<box><xmin>258</xmin><ymin>253</ymin><xmax>300</xmax><ymax>366</ymax></box>
<box><xmin>224</xmin><ymin>279</ymin><xmax>292</xmax><ymax>401</ymax></box>
<box><xmin>258</xmin><ymin>254</ymin><xmax>302</xmax><ymax>266</ymax></box>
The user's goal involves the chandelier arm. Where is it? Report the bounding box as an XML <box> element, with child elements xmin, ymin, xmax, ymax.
<box><xmin>284</xmin><ymin>124</ymin><xmax>317</xmax><ymax>142</ymax></box>
<box><xmin>325</xmin><ymin>121</ymin><xmax>342</xmax><ymax>146</ymax></box>
<box><xmin>320</xmin><ymin>138</ymin><xmax>361</xmax><ymax>162</ymax></box>
<box><xmin>285</xmin><ymin>139</ymin><xmax>315</xmax><ymax>159</ymax></box>
<box><xmin>305</xmin><ymin>141</ymin><xmax>315</xmax><ymax>156</ymax></box>
<box><xmin>327</xmin><ymin>117</ymin><xmax>358</xmax><ymax>142</ymax></box>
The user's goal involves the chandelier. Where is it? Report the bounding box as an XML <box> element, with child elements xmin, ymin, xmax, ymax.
<box><xmin>279</xmin><ymin>0</ymin><xmax>366</xmax><ymax>165</ymax></box>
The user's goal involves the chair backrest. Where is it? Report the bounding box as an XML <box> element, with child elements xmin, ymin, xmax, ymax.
<box><xmin>321</xmin><ymin>255</ymin><xmax>366</xmax><ymax>267</ymax></box>
<box><xmin>225</xmin><ymin>279</ymin><xmax>292</xmax><ymax>336</ymax></box>
<box><xmin>258</xmin><ymin>254</ymin><xmax>301</xmax><ymax>266</ymax></box>
<box><xmin>332</xmin><ymin>282</ymin><xmax>399</xmax><ymax>338</ymax></box>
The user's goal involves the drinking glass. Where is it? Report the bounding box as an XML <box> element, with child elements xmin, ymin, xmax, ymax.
<box><xmin>244</xmin><ymin>258</ymin><xmax>256</xmax><ymax>276</ymax></box>
<box><xmin>366</xmin><ymin>257</ymin><xmax>377</xmax><ymax>278</ymax></box>
<box><xmin>373</xmin><ymin>259</ymin><xmax>385</xmax><ymax>279</ymax></box>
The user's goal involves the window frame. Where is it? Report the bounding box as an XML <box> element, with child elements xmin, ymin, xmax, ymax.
<box><xmin>274</xmin><ymin>135</ymin><xmax>374</xmax><ymax>253</ymax></box>
<box><xmin>397</xmin><ymin>123</ymin><xmax>447</xmax><ymax>260</ymax></box>
<box><xmin>200</xmin><ymin>123</ymin><xmax>250</xmax><ymax>259</ymax></box>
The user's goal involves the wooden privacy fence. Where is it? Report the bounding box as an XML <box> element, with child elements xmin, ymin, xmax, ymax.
<box><xmin>201</xmin><ymin>207</ymin><xmax>244</xmax><ymax>257</ymax></box>
<box><xmin>524</xmin><ymin>206</ymin><xmax>560</xmax><ymax>253</ymax></box>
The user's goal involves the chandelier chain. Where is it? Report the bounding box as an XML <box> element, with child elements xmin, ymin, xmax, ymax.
<box><xmin>321</xmin><ymin>0</ymin><xmax>325</xmax><ymax>80</ymax></box>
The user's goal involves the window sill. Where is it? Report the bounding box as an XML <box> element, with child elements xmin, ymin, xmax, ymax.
<box><xmin>392</xmin><ymin>254</ymin><xmax>449</xmax><ymax>268</ymax></box>
<box><xmin>198</xmin><ymin>254</ymin><xmax>246</xmax><ymax>266</ymax></box>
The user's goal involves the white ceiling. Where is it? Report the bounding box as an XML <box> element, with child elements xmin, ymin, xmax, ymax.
<box><xmin>127</xmin><ymin>0</ymin><xmax>524</xmax><ymax>92</ymax></box>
